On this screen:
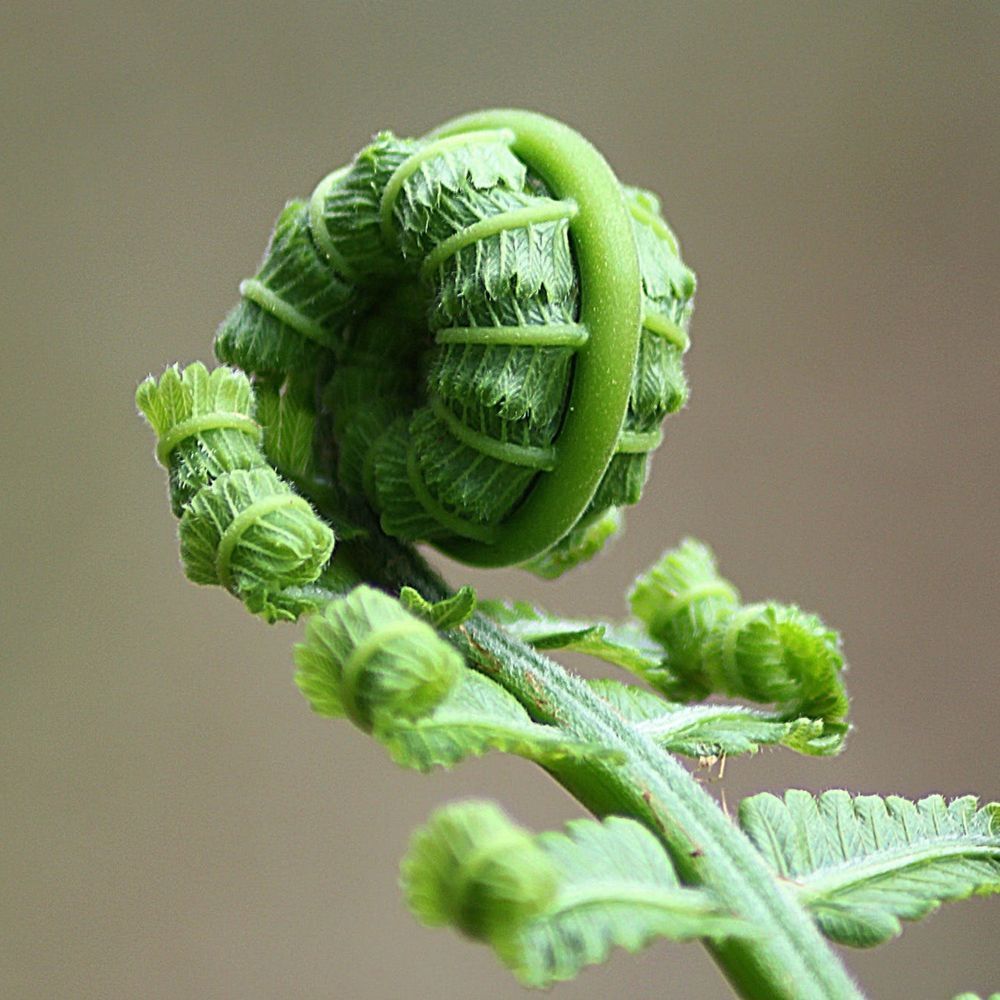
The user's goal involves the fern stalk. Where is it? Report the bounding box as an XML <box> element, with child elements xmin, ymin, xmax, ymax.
<box><xmin>337</xmin><ymin>526</ymin><xmax>864</xmax><ymax>1000</ymax></box>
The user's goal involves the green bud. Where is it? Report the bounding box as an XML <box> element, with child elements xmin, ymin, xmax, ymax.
<box><xmin>295</xmin><ymin>585</ymin><xmax>463</xmax><ymax>729</ymax></box>
<box><xmin>401</xmin><ymin>800</ymin><xmax>558</xmax><ymax>943</ymax></box>
<box><xmin>179</xmin><ymin>466</ymin><xmax>334</xmax><ymax>622</ymax></box>
<box><xmin>703</xmin><ymin>602</ymin><xmax>848</xmax><ymax>723</ymax></box>
<box><xmin>135</xmin><ymin>362</ymin><xmax>263</xmax><ymax>514</ymax></box>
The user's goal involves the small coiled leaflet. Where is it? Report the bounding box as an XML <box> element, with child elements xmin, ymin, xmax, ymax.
<box><xmin>137</xmin><ymin>364</ymin><xmax>335</xmax><ymax>622</ymax></box>
<box><xmin>137</xmin><ymin>362</ymin><xmax>264</xmax><ymax>514</ymax></box>
<box><xmin>213</xmin><ymin>491</ymin><xmax>314</xmax><ymax>593</ymax></box>
<box><xmin>630</xmin><ymin>539</ymin><xmax>849</xmax><ymax>730</ymax></box>
<box><xmin>295</xmin><ymin>585</ymin><xmax>463</xmax><ymax>729</ymax></box>
<box><xmin>401</xmin><ymin>800</ymin><xmax>558</xmax><ymax>944</ymax></box>
<box><xmin>155</xmin><ymin>411</ymin><xmax>261</xmax><ymax>468</ymax></box>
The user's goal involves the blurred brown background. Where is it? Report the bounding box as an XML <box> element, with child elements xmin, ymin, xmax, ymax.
<box><xmin>2</xmin><ymin>2</ymin><xmax>997</xmax><ymax>997</ymax></box>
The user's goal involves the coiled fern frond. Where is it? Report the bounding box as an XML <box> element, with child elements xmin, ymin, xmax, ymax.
<box><xmin>630</xmin><ymin>539</ymin><xmax>849</xmax><ymax>727</ymax></box>
<box><xmin>295</xmin><ymin>585</ymin><xmax>463</xmax><ymax>729</ymax></box>
<box><xmin>213</xmin><ymin>110</ymin><xmax>695</xmax><ymax>570</ymax></box>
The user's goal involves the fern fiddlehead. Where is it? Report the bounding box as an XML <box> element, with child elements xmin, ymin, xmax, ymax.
<box><xmin>214</xmin><ymin>109</ymin><xmax>693</xmax><ymax>570</ymax></box>
<box><xmin>295</xmin><ymin>584</ymin><xmax>463</xmax><ymax>730</ymax></box>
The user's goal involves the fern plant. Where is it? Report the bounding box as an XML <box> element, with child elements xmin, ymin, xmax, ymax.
<box><xmin>136</xmin><ymin>109</ymin><xmax>998</xmax><ymax>999</ymax></box>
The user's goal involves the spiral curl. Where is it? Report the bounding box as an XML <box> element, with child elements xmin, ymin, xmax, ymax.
<box><xmin>179</xmin><ymin>466</ymin><xmax>333</xmax><ymax>621</ymax></box>
<box><xmin>214</xmin><ymin>110</ymin><xmax>695</xmax><ymax>570</ymax></box>
<box><xmin>401</xmin><ymin>800</ymin><xmax>558</xmax><ymax>943</ymax></box>
<box><xmin>295</xmin><ymin>585</ymin><xmax>463</xmax><ymax>730</ymax></box>
<box><xmin>631</xmin><ymin>539</ymin><xmax>848</xmax><ymax>729</ymax></box>
<box><xmin>702</xmin><ymin>602</ymin><xmax>848</xmax><ymax>723</ymax></box>
<box><xmin>137</xmin><ymin>364</ymin><xmax>334</xmax><ymax>622</ymax></box>
<box><xmin>136</xmin><ymin>362</ymin><xmax>263</xmax><ymax>514</ymax></box>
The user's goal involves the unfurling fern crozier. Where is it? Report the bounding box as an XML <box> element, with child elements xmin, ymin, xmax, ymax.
<box><xmin>215</xmin><ymin>110</ymin><xmax>695</xmax><ymax>570</ymax></box>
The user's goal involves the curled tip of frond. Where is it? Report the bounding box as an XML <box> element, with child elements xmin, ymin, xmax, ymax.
<box><xmin>136</xmin><ymin>362</ymin><xmax>263</xmax><ymax>514</ymax></box>
<box><xmin>630</xmin><ymin>539</ymin><xmax>849</xmax><ymax>740</ymax></box>
<box><xmin>136</xmin><ymin>362</ymin><xmax>258</xmax><ymax>454</ymax></box>
<box><xmin>294</xmin><ymin>585</ymin><xmax>464</xmax><ymax>729</ymax></box>
<box><xmin>205</xmin><ymin>115</ymin><xmax>696</xmax><ymax>568</ymax></box>
<box><xmin>630</xmin><ymin>538</ymin><xmax>741</xmax><ymax>681</ymax></box>
<box><xmin>402</xmin><ymin>803</ymin><xmax>749</xmax><ymax>986</ymax></box>
<box><xmin>704</xmin><ymin>602</ymin><xmax>848</xmax><ymax>723</ymax></box>
<box><xmin>400</xmin><ymin>800</ymin><xmax>558</xmax><ymax>943</ymax></box>
<box><xmin>137</xmin><ymin>362</ymin><xmax>337</xmax><ymax>621</ymax></box>
<box><xmin>179</xmin><ymin>466</ymin><xmax>334</xmax><ymax>623</ymax></box>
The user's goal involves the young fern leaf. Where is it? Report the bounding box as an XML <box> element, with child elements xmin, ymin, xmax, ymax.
<box><xmin>210</xmin><ymin>110</ymin><xmax>695</xmax><ymax>570</ymax></box>
<box><xmin>295</xmin><ymin>585</ymin><xmax>463</xmax><ymax>728</ymax></box>
<box><xmin>137</xmin><ymin>110</ymin><xmax>1000</xmax><ymax>999</ymax></box>
<box><xmin>739</xmin><ymin>790</ymin><xmax>1000</xmax><ymax>948</ymax></box>
<box><xmin>482</xmin><ymin>603</ymin><xmax>841</xmax><ymax>756</ymax></box>
<box><xmin>296</xmin><ymin>587</ymin><xmax>606</xmax><ymax>771</ymax></box>
<box><xmin>214</xmin><ymin>199</ymin><xmax>360</xmax><ymax>376</ymax></box>
<box><xmin>402</xmin><ymin>800</ymin><xmax>559</xmax><ymax>942</ymax></box>
<box><xmin>482</xmin><ymin>600</ymin><xmax>666</xmax><ymax>676</ymax></box>
<box><xmin>402</xmin><ymin>802</ymin><xmax>747</xmax><ymax>989</ymax></box>
<box><xmin>255</xmin><ymin>373</ymin><xmax>367</xmax><ymax>541</ymax></box>
<box><xmin>180</xmin><ymin>467</ymin><xmax>334</xmax><ymax>622</ymax></box>
<box><xmin>521</xmin><ymin>508</ymin><xmax>623</xmax><ymax>579</ymax></box>
<box><xmin>630</xmin><ymin>537</ymin><xmax>740</xmax><ymax>695</ymax></box>
<box><xmin>255</xmin><ymin>373</ymin><xmax>318</xmax><ymax>484</ymax></box>
<box><xmin>702</xmin><ymin>602</ymin><xmax>848</xmax><ymax>727</ymax></box>
<box><xmin>137</xmin><ymin>364</ymin><xmax>335</xmax><ymax>622</ymax></box>
<box><xmin>136</xmin><ymin>362</ymin><xmax>264</xmax><ymax>514</ymax></box>
<box><xmin>506</xmin><ymin>816</ymin><xmax>748</xmax><ymax>987</ymax></box>
<box><xmin>630</xmin><ymin>539</ymin><xmax>849</xmax><ymax>746</ymax></box>
<box><xmin>376</xmin><ymin>670</ymin><xmax>616</xmax><ymax>773</ymax></box>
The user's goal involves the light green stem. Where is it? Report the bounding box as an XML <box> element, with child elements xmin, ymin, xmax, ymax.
<box><xmin>428</xmin><ymin>109</ymin><xmax>644</xmax><ymax>567</ymax></box>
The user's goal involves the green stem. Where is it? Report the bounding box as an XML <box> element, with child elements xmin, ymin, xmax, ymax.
<box><xmin>429</xmin><ymin>109</ymin><xmax>644</xmax><ymax>568</ymax></box>
<box><xmin>338</xmin><ymin>532</ymin><xmax>864</xmax><ymax>1000</ymax></box>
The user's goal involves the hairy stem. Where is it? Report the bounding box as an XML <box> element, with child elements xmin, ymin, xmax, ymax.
<box><xmin>340</xmin><ymin>531</ymin><xmax>864</xmax><ymax>1000</ymax></box>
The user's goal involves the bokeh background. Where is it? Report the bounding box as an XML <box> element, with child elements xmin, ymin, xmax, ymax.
<box><xmin>3</xmin><ymin>2</ymin><xmax>997</xmax><ymax>997</ymax></box>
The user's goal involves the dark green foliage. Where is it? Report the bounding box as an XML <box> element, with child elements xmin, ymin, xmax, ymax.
<box><xmin>214</xmin><ymin>201</ymin><xmax>355</xmax><ymax>375</ymax></box>
<box><xmin>205</xmin><ymin>120</ymin><xmax>696</xmax><ymax>564</ymax></box>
